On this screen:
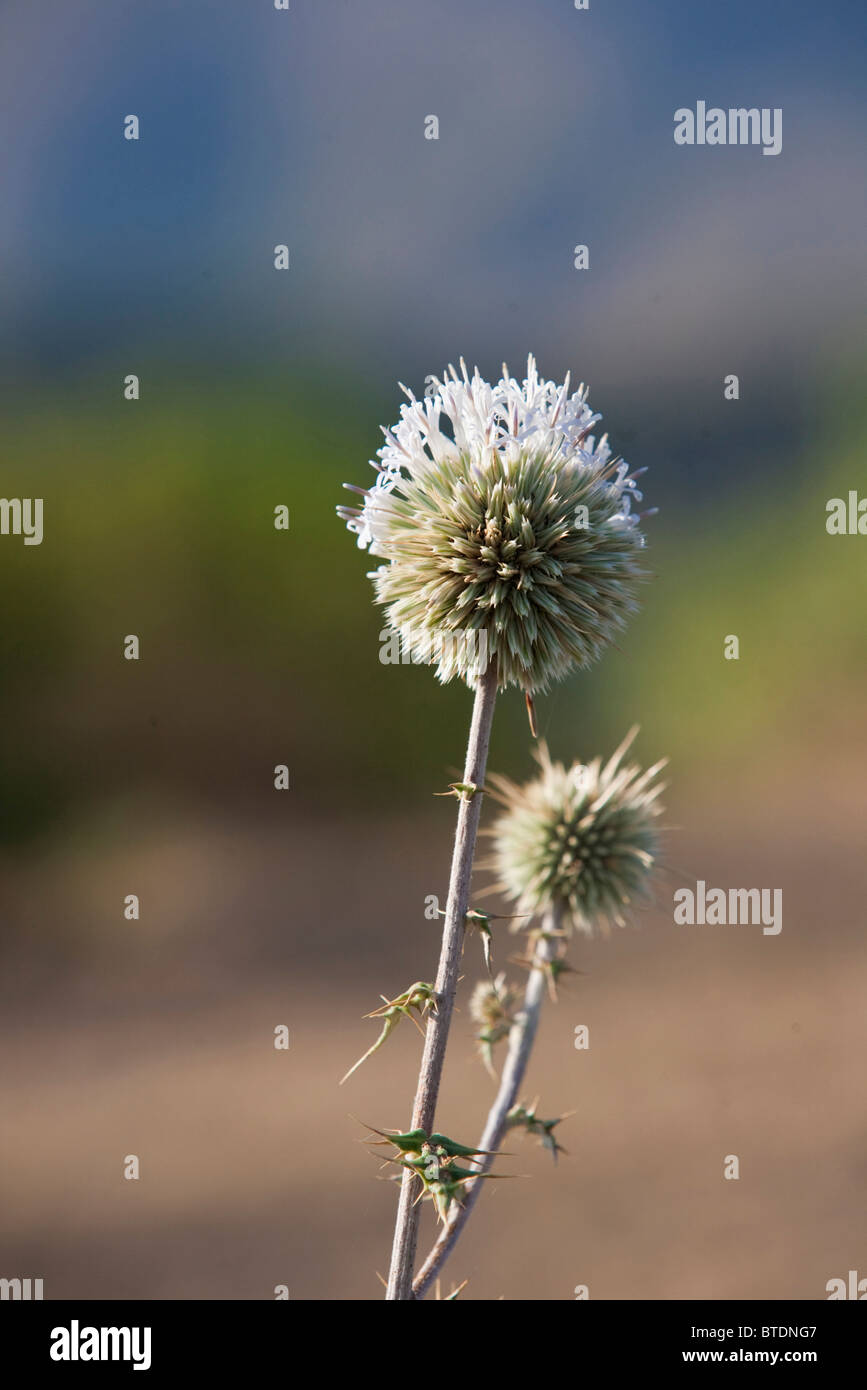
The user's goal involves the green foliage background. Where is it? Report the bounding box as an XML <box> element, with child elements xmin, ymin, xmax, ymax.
<box><xmin>2</xmin><ymin>370</ymin><xmax>864</xmax><ymax>843</ymax></box>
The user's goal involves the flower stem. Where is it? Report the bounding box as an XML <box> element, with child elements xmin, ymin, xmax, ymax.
<box><xmin>411</xmin><ymin>905</ymin><xmax>561</xmax><ymax>1299</ymax></box>
<box><xmin>384</xmin><ymin>661</ymin><xmax>499</xmax><ymax>1300</ymax></box>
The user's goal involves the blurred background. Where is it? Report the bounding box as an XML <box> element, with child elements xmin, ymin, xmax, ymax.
<box><xmin>1</xmin><ymin>0</ymin><xmax>865</xmax><ymax>1300</ymax></box>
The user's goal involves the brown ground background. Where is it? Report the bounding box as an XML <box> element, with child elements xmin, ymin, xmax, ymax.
<box><xmin>3</xmin><ymin>753</ymin><xmax>864</xmax><ymax>1301</ymax></box>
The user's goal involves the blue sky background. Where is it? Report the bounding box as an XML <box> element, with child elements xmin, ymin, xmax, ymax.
<box><xmin>0</xmin><ymin>0</ymin><xmax>864</xmax><ymax>520</ymax></box>
<box><xmin>3</xmin><ymin>4</ymin><xmax>864</xmax><ymax>368</ymax></box>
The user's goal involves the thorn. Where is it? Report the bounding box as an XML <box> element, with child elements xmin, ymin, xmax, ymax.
<box><xmin>525</xmin><ymin>692</ymin><xmax>538</xmax><ymax>738</ymax></box>
<box><xmin>339</xmin><ymin>1015</ymin><xmax>397</xmax><ymax>1085</ymax></box>
<box><xmin>434</xmin><ymin>781</ymin><xmax>481</xmax><ymax>802</ymax></box>
<box><xmin>480</xmin><ymin>923</ymin><xmax>494</xmax><ymax>977</ymax></box>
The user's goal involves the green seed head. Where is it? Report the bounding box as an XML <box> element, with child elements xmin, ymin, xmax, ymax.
<box><xmin>487</xmin><ymin>729</ymin><xmax>667</xmax><ymax>936</ymax></box>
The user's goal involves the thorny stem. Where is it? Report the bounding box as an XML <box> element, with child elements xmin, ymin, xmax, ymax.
<box><xmin>411</xmin><ymin>904</ymin><xmax>562</xmax><ymax>1299</ymax></box>
<box><xmin>385</xmin><ymin>661</ymin><xmax>499</xmax><ymax>1300</ymax></box>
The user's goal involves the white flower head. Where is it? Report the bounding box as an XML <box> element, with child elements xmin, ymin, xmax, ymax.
<box><xmin>338</xmin><ymin>355</ymin><xmax>652</xmax><ymax>692</ymax></box>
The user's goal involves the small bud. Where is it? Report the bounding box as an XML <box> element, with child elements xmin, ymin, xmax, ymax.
<box><xmin>470</xmin><ymin>973</ymin><xmax>519</xmax><ymax>1076</ymax></box>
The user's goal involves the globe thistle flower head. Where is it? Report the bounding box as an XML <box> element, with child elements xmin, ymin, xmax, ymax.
<box><xmin>469</xmin><ymin>972</ymin><xmax>518</xmax><ymax>1033</ymax></box>
<box><xmin>487</xmin><ymin>729</ymin><xmax>666</xmax><ymax>937</ymax></box>
<box><xmin>338</xmin><ymin>356</ymin><xmax>651</xmax><ymax>692</ymax></box>
<box><xmin>469</xmin><ymin>972</ymin><xmax>519</xmax><ymax>1076</ymax></box>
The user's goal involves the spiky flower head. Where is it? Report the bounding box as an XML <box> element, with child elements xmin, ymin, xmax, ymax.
<box><xmin>338</xmin><ymin>356</ymin><xmax>651</xmax><ymax>692</ymax></box>
<box><xmin>469</xmin><ymin>971</ymin><xmax>520</xmax><ymax>1074</ymax></box>
<box><xmin>469</xmin><ymin>972</ymin><xmax>518</xmax><ymax>1032</ymax></box>
<box><xmin>487</xmin><ymin>729</ymin><xmax>666</xmax><ymax>936</ymax></box>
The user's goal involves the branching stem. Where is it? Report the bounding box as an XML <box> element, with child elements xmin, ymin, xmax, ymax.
<box><xmin>411</xmin><ymin>905</ymin><xmax>562</xmax><ymax>1299</ymax></box>
<box><xmin>384</xmin><ymin>662</ymin><xmax>499</xmax><ymax>1300</ymax></box>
